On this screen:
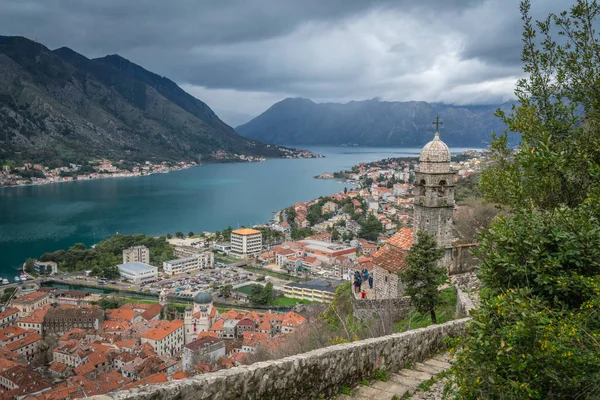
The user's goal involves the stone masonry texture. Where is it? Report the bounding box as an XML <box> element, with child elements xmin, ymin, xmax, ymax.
<box><xmin>94</xmin><ymin>318</ymin><xmax>470</xmax><ymax>400</ymax></box>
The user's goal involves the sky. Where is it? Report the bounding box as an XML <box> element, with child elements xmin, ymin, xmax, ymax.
<box><xmin>0</xmin><ymin>0</ymin><xmax>569</xmax><ymax>126</ymax></box>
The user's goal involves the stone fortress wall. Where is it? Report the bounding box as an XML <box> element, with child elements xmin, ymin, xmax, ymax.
<box><xmin>93</xmin><ymin>318</ymin><xmax>470</xmax><ymax>400</ymax></box>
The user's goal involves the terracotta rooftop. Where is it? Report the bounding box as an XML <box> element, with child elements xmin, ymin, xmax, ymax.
<box><xmin>102</xmin><ymin>320</ymin><xmax>132</xmax><ymax>333</ymax></box>
<box><xmin>6</xmin><ymin>331</ymin><xmax>42</xmax><ymax>351</ymax></box>
<box><xmin>171</xmin><ymin>371</ymin><xmax>190</xmax><ymax>380</ymax></box>
<box><xmin>18</xmin><ymin>304</ymin><xmax>51</xmax><ymax>324</ymax></box>
<box><xmin>0</xmin><ymin>307</ymin><xmax>19</xmax><ymax>320</ymax></box>
<box><xmin>196</xmin><ymin>331</ymin><xmax>218</xmax><ymax>340</ymax></box>
<box><xmin>48</xmin><ymin>361</ymin><xmax>68</xmax><ymax>374</ymax></box>
<box><xmin>0</xmin><ymin>325</ymin><xmax>27</xmax><ymax>342</ymax></box>
<box><xmin>0</xmin><ymin>366</ymin><xmax>52</xmax><ymax>396</ymax></box>
<box><xmin>372</xmin><ymin>244</ymin><xmax>410</xmax><ymax>273</ymax></box>
<box><xmin>209</xmin><ymin>319</ymin><xmax>225</xmax><ymax>332</ymax></box>
<box><xmin>106</xmin><ymin>308</ymin><xmax>137</xmax><ymax>321</ymax></box>
<box><xmin>119</xmin><ymin>302</ymin><xmax>154</xmax><ymax>311</ymax></box>
<box><xmin>281</xmin><ymin>311</ymin><xmax>307</xmax><ymax>328</ymax></box>
<box><xmin>242</xmin><ymin>331</ymin><xmax>269</xmax><ymax>348</ymax></box>
<box><xmin>184</xmin><ymin>336</ymin><xmax>223</xmax><ymax>351</ymax></box>
<box><xmin>232</xmin><ymin>228</ymin><xmax>261</xmax><ymax>235</ymax></box>
<box><xmin>14</xmin><ymin>291</ymin><xmax>48</xmax><ymax>303</ymax></box>
<box><xmin>141</xmin><ymin>303</ymin><xmax>163</xmax><ymax>320</ymax></box>
<box><xmin>385</xmin><ymin>227</ymin><xmax>414</xmax><ymax>250</ymax></box>
<box><xmin>141</xmin><ymin>319</ymin><xmax>184</xmax><ymax>341</ymax></box>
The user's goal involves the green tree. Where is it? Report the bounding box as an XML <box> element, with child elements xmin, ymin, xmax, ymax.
<box><xmin>331</xmin><ymin>230</ymin><xmax>340</xmax><ymax>241</ymax></box>
<box><xmin>261</xmin><ymin>282</ymin><xmax>274</xmax><ymax>305</ymax></box>
<box><xmin>188</xmin><ymin>231</ymin><xmax>194</xmax><ymax>238</ymax></box>
<box><xmin>166</xmin><ymin>233</ymin><xmax>173</xmax><ymax>239</ymax></box>
<box><xmin>175</xmin><ymin>232</ymin><xmax>184</xmax><ymax>239</ymax></box>
<box><xmin>450</xmin><ymin>1</ymin><xmax>600</xmax><ymax>398</ymax></box>
<box><xmin>24</xmin><ymin>258</ymin><xmax>35</xmax><ymax>274</ymax></box>
<box><xmin>250</xmin><ymin>284</ymin><xmax>265</xmax><ymax>305</ymax></box>
<box><xmin>358</xmin><ymin>214</ymin><xmax>383</xmax><ymax>241</ymax></box>
<box><xmin>399</xmin><ymin>231</ymin><xmax>445</xmax><ymax>324</ymax></box>
<box><xmin>219</xmin><ymin>284</ymin><xmax>233</xmax><ymax>298</ymax></box>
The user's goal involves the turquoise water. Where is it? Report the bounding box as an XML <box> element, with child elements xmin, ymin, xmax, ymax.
<box><xmin>0</xmin><ymin>146</ymin><xmax>475</xmax><ymax>276</ymax></box>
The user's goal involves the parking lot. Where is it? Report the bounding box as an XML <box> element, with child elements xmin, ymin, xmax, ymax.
<box><xmin>141</xmin><ymin>264</ymin><xmax>260</xmax><ymax>299</ymax></box>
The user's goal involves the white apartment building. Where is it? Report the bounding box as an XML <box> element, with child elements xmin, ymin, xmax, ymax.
<box><xmin>230</xmin><ymin>228</ymin><xmax>263</xmax><ymax>258</ymax></box>
<box><xmin>163</xmin><ymin>252</ymin><xmax>214</xmax><ymax>276</ymax></box>
<box><xmin>117</xmin><ymin>262</ymin><xmax>158</xmax><ymax>284</ymax></box>
<box><xmin>122</xmin><ymin>245</ymin><xmax>150</xmax><ymax>264</ymax></box>
<box><xmin>141</xmin><ymin>320</ymin><xmax>185</xmax><ymax>356</ymax></box>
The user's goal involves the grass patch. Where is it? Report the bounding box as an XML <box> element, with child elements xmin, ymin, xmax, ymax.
<box><xmin>360</xmin><ymin>379</ymin><xmax>369</xmax><ymax>386</ymax></box>
<box><xmin>338</xmin><ymin>386</ymin><xmax>352</xmax><ymax>396</ymax></box>
<box><xmin>243</xmin><ymin>266</ymin><xmax>307</xmax><ymax>283</ymax></box>
<box><xmin>374</xmin><ymin>368</ymin><xmax>388</xmax><ymax>382</ymax></box>
<box><xmin>417</xmin><ymin>378</ymin><xmax>436</xmax><ymax>392</ymax></box>
<box><xmin>233</xmin><ymin>284</ymin><xmax>255</xmax><ymax>295</ymax></box>
<box><xmin>121</xmin><ymin>298</ymin><xmax>158</xmax><ymax>305</ymax></box>
<box><xmin>395</xmin><ymin>287</ymin><xmax>457</xmax><ymax>333</ymax></box>
<box><xmin>271</xmin><ymin>296</ymin><xmax>310</xmax><ymax>306</ymax></box>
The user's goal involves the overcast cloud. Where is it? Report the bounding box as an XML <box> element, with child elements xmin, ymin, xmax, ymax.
<box><xmin>0</xmin><ymin>0</ymin><xmax>570</xmax><ymax>126</ymax></box>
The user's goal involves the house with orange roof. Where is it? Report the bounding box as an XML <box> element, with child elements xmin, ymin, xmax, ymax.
<box><xmin>256</xmin><ymin>319</ymin><xmax>272</xmax><ymax>335</ymax></box>
<box><xmin>0</xmin><ymin>325</ymin><xmax>27</xmax><ymax>346</ymax></box>
<box><xmin>0</xmin><ymin>350</ymin><xmax>26</xmax><ymax>373</ymax></box>
<box><xmin>0</xmin><ymin>366</ymin><xmax>53</xmax><ymax>398</ymax></box>
<box><xmin>208</xmin><ymin>319</ymin><xmax>225</xmax><ymax>337</ymax></box>
<box><xmin>235</xmin><ymin>318</ymin><xmax>255</xmax><ymax>338</ymax></box>
<box><xmin>230</xmin><ymin>228</ymin><xmax>262</xmax><ymax>258</ymax></box>
<box><xmin>141</xmin><ymin>303</ymin><xmax>163</xmax><ymax>321</ymax></box>
<box><xmin>371</xmin><ymin>228</ymin><xmax>414</xmax><ymax>299</ymax></box>
<box><xmin>196</xmin><ymin>331</ymin><xmax>218</xmax><ymax>340</ymax></box>
<box><xmin>141</xmin><ymin>320</ymin><xmax>184</xmax><ymax>356</ymax></box>
<box><xmin>102</xmin><ymin>319</ymin><xmax>133</xmax><ymax>335</ymax></box>
<box><xmin>106</xmin><ymin>308</ymin><xmax>141</xmax><ymax>323</ymax></box>
<box><xmin>360</xmin><ymin>243</ymin><xmax>378</xmax><ymax>255</ymax></box>
<box><xmin>53</xmin><ymin>341</ymin><xmax>89</xmax><ymax>367</ymax></box>
<box><xmin>5</xmin><ymin>331</ymin><xmax>42</xmax><ymax>361</ymax></box>
<box><xmin>48</xmin><ymin>361</ymin><xmax>69</xmax><ymax>378</ymax></box>
<box><xmin>11</xmin><ymin>291</ymin><xmax>50</xmax><ymax>316</ymax></box>
<box><xmin>280</xmin><ymin>311</ymin><xmax>307</xmax><ymax>334</ymax></box>
<box><xmin>17</xmin><ymin>304</ymin><xmax>50</xmax><ymax>334</ymax></box>
<box><xmin>240</xmin><ymin>331</ymin><xmax>269</xmax><ymax>353</ymax></box>
<box><xmin>0</xmin><ymin>307</ymin><xmax>19</xmax><ymax>329</ymax></box>
<box><xmin>302</xmin><ymin>256</ymin><xmax>322</xmax><ymax>271</ymax></box>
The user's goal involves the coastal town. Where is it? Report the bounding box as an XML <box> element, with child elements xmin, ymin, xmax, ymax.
<box><xmin>0</xmin><ymin>143</ymin><xmax>486</xmax><ymax>399</ymax></box>
<box><xmin>0</xmin><ymin>148</ymin><xmax>321</xmax><ymax>188</ymax></box>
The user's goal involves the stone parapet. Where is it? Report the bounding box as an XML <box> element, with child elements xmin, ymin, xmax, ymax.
<box><xmin>353</xmin><ymin>296</ymin><xmax>413</xmax><ymax>321</ymax></box>
<box><xmin>95</xmin><ymin>318</ymin><xmax>470</xmax><ymax>400</ymax></box>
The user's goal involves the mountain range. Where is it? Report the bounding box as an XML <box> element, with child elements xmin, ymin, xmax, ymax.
<box><xmin>0</xmin><ymin>35</ymin><xmax>287</xmax><ymax>166</ymax></box>
<box><xmin>236</xmin><ymin>98</ymin><xmax>517</xmax><ymax>147</ymax></box>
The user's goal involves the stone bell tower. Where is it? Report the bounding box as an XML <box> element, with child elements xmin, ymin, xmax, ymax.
<box><xmin>413</xmin><ymin>127</ymin><xmax>455</xmax><ymax>248</ymax></box>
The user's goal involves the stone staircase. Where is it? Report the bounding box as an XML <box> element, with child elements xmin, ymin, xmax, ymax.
<box><xmin>335</xmin><ymin>353</ymin><xmax>452</xmax><ymax>400</ymax></box>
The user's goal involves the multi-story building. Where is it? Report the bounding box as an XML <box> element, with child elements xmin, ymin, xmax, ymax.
<box><xmin>297</xmin><ymin>240</ymin><xmax>357</xmax><ymax>264</ymax></box>
<box><xmin>17</xmin><ymin>305</ymin><xmax>50</xmax><ymax>335</ymax></box>
<box><xmin>12</xmin><ymin>291</ymin><xmax>50</xmax><ymax>316</ymax></box>
<box><xmin>0</xmin><ymin>325</ymin><xmax>27</xmax><ymax>346</ymax></box>
<box><xmin>5</xmin><ymin>331</ymin><xmax>42</xmax><ymax>361</ymax></box>
<box><xmin>162</xmin><ymin>252</ymin><xmax>214</xmax><ymax>276</ymax></box>
<box><xmin>122</xmin><ymin>245</ymin><xmax>150</xmax><ymax>265</ymax></box>
<box><xmin>43</xmin><ymin>306</ymin><xmax>104</xmax><ymax>335</ymax></box>
<box><xmin>141</xmin><ymin>320</ymin><xmax>185</xmax><ymax>356</ymax></box>
<box><xmin>117</xmin><ymin>262</ymin><xmax>158</xmax><ymax>284</ymax></box>
<box><xmin>0</xmin><ymin>307</ymin><xmax>19</xmax><ymax>329</ymax></box>
<box><xmin>282</xmin><ymin>279</ymin><xmax>344</xmax><ymax>303</ymax></box>
<box><xmin>33</xmin><ymin>261</ymin><xmax>58</xmax><ymax>275</ymax></box>
<box><xmin>181</xmin><ymin>337</ymin><xmax>225</xmax><ymax>372</ymax></box>
<box><xmin>230</xmin><ymin>229</ymin><xmax>262</xmax><ymax>258</ymax></box>
<box><xmin>173</xmin><ymin>245</ymin><xmax>204</xmax><ymax>258</ymax></box>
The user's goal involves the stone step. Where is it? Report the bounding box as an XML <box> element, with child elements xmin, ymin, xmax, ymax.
<box><xmin>414</xmin><ymin>362</ymin><xmax>446</xmax><ymax>375</ymax></box>
<box><xmin>432</xmin><ymin>353</ymin><xmax>451</xmax><ymax>363</ymax></box>
<box><xmin>370</xmin><ymin>380</ymin><xmax>411</xmax><ymax>397</ymax></box>
<box><xmin>352</xmin><ymin>385</ymin><xmax>389</xmax><ymax>399</ymax></box>
<box><xmin>398</xmin><ymin>368</ymin><xmax>433</xmax><ymax>381</ymax></box>
<box><xmin>389</xmin><ymin>373</ymin><xmax>421</xmax><ymax>388</ymax></box>
<box><xmin>423</xmin><ymin>359</ymin><xmax>452</xmax><ymax>369</ymax></box>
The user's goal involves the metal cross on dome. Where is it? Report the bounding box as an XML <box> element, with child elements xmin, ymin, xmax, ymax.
<box><xmin>432</xmin><ymin>115</ymin><xmax>443</xmax><ymax>132</ymax></box>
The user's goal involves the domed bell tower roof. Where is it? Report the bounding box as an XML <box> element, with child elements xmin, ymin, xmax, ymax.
<box><xmin>420</xmin><ymin>132</ymin><xmax>451</xmax><ymax>163</ymax></box>
<box><xmin>193</xmin><ymin>292</ymin><xmax>213</xmax><ymax>304</ymax></box>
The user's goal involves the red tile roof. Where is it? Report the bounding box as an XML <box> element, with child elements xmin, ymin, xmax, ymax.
<box><xmin>106</xmin><ymin>308</ymin><xmax>137</xmax><ymax>321</ymax></box>
<box><xmin>14</xmin><ymin>291</ymin><xmax>48</xmax><ymax>303</ymax></box>
<box><xmin>49</xmin><ymin>361</ymin><xmax>68</xmax><ymax>374</ymax></box>
<box><xmin>6</xmin><ymin>331</ymin><xmax>41</xmax><ymax>351</ymax></box>
<box><xmin>0</xmin><ymin>325</ymin><xmax>27</xmax><ymax>342</ymax></box>
<box><xmin>0</xmin><ymin>307</ymin><xmax>19</xmax><ymax>320</ymax></box>
<box><xmin>242</xmin><ymin>331</ymin><xmax>269</xmax><ymax>348</ymax></box>
<box><xmin>141</xmin><ymin>319</ymin><xmax>184</xmax><ymax>341</ymax></box>
<box><xmin>385</xmin><ymin>227</ymin><xmax>414</xmax><ymax>250</ymax></box>
<box><xmin>18</xmin><ymin>305</ymin><xmax>51</xmax><ymax>324</ymax></box>
<box><xmin>121</xmin><ymin>372</ymin><xmax>168</xmax><ymax>390</ymax></box>
<box><xmin>373</xmin><ymin>244</ymin><xmax>409</xmax><ymax>273</ymax></box>
<box><xmin>141</xmin><ymin>303</ymin><xmax>163</xmax><ymax>320</ymax></box>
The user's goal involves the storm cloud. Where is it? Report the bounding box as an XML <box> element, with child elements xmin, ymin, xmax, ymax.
<box><xmin>0</xmin><ymin>0</ymin><xmax>573</xmax><ymax>125</ymax></box>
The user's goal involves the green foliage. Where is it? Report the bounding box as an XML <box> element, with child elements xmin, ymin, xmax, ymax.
<box><xmin>360</xmin><ymin>379</ymin><xmax>369</xmax><ymax>386</ymax></box>
<box><xmin>219</xmin><ymin>284</ymin><xmax>233</xmax><ymax>298</ymax></box>
<box><xmin>338</xmin><ymin>386</ymin><xmax>352</xmax><ymax>395</ymax></box>
<box><xmin>454</xmin><ymin>174</ymin><xmax>483</xmax><ymax>204</ymax></box>
<box><xmin>37</xmin><ymin>233</ymin><xmax>173</xmax><ymax>274</ymax></box>
<box><xmin>291</xmin><ymin>227</ymin><xmax>312</xmax><ymax>240</ymax></box>
<box><xmin>257</xmin><ymin>227</ymin><xmax>284</xmax><ymax>245</ymax></box>
<box><xmin>450</xmin><ymin>1</ymin><xmax>600</xmax><ymax>392</ymax></box>
<box><xmin>175</xmin><ymin>232</ymin><xmax>184</xmax><ymax>239</ymax></box>
<box><xmin>374</xmin><ymin>368</ymin><xmax>388</xmax><ymax>382</ymax></box>
<box><xmin>395</xmin><ymin>287</ymin><xmax>457</xmax><ymax>332</ymax></box>
<box><xmin>417</xmin><ymin>379</ymin><xmax>435</xmax><ymax>392</ymax></box>
<box><xmin>358</xmin><ymin>214</ymin><xmax>383</xmax><ymax>241</ymax></box>
<box><xmin>249</xmin><ymin>282</ymin><xmax>274</xmax><ymax>306</ymax></box>
<box><xmin>95</xmin><ymin>297</ymin><xmax>124</xmax><ymax>310</ymax></box>
<box><xmin>399</xmin><ymin>231</ymin><xmax>446</xmax><ymax>324</ymax></box>
<box><xmin>24</xmin><ymin>258</ymin><xmax>35</xmax><ymax>274</ymax></box>
<box><xmin>188</xmin><ymin>231</ymin><xmax>194</xmax><ymax>237</ymax></box>
<box><xmin>0</xmin><ymin>287</ymin><xmax>17</xmax><ymax>303</ymax></box>
<box><xmin>480</xmin><ymin>0</ymin><xmax>600</xmax><ymax>211</ymax></box>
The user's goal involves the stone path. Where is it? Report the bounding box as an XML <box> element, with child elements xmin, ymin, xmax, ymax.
<box><xmin>335</xmin><ymin>353</ymin><xmax>452</xmax><ymax>400</ymax></box>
